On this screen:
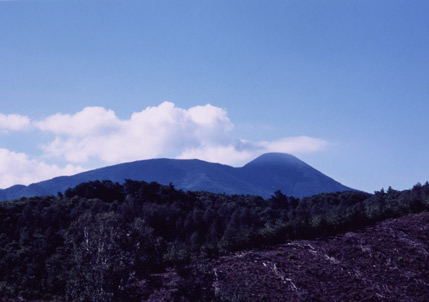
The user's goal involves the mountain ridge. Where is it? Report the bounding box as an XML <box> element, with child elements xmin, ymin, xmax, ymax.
<box><xmin>0</xmin><ymin>153</ymin><xmax>353</xmax><ymax>201</ymax></box>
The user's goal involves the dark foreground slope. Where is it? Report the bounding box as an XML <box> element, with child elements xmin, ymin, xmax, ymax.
<box><xmin>150</xmin><ymin>211</ymin><xmax>429</xmax><ymax>302</ymax></box>
<box><xmin>0</xmin><ymin>153</ymin><xmax>352</xmax><ymax>201</ymax></box>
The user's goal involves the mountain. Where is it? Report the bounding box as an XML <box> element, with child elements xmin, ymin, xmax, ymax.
<box><xmin>0</xmin><ymin>153</ymin><xmax>353</xmax><ymax>201</ymax></box>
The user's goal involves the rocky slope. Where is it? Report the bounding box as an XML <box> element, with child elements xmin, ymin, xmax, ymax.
<box><xmin>148</xmin><ymin>211</ymin><xmax>429</xmax><ymax>301</ymax></box>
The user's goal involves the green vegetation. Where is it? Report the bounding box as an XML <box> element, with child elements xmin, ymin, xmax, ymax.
<box><xmin>0</xmin><ymin>180</ymin><xmax>428</xmax><ymax>301</ymax></box>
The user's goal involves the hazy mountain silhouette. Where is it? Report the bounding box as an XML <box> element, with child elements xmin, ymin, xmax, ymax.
<box><xmin>0</xmin><ymin>153</ymin><xmax>353</xmax><ymax>201</ymax></box>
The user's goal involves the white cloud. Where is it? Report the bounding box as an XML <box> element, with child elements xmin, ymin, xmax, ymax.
<box><xmin>177</xmin><ymin>144</ymin><xmax>256</xmax><ymax>166</ymax></box>
<box><xmin>259</xmin><ymin>136</ymin><xmax>328</xmax><ymax>154</ymax></box>
<box><xmin>35</xmin><ymin>102</ymin><xmax>328</xmax><ymax>166</ymax></box>
<box><xmin>0</xmin><ymin>148</ymin><xmax>85</xmax><ymax>189</ymax></box>
<box><xmin>36</xmin><ymin>106</ymin><xmax>120</xmax><ymax>136</ymax></box>
<box><xmin>0</xmin><ymin>113</ymin><xmax>30</xmax><ymax>132</ymax></box>
<box><xmin>177</xmin><ymin>137</ymin><xmax>328</xmax><ymax>166</ymax></box>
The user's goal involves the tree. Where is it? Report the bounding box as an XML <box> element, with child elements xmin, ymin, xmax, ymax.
<box><xmin>65</xmin><ymin>212</ymin><xmax>160</xmax><ymax>302</ymax></box>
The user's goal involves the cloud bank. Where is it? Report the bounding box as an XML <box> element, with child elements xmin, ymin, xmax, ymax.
<box><xmin>36</xmin><ymin>102</ymin><xmax>327</xmax><ymax>166</ymax></box>
<box><xmin>0</xmin><ymin>113</ymin><xmax>30</xmax><ymax>132</ymax></box>
<box><xmin>0</xmin><ymin>102</ymin><xmax>327</xmax><ymax>188</ymax></box>
<box><xmin>0</xmin><ymin>148</ymin><xmax>84</xmax><ymax>189</ymax></box>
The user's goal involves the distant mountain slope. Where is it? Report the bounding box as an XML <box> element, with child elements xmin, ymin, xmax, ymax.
<box><xmin>239</xmin><ymin>153</ymin><xmax>350</xmax><ymax>197</ymax></box>
<box><xmin>0</xmin><ymin>153</ymin><xmax>353</xmax><ymax>201</ymax></box>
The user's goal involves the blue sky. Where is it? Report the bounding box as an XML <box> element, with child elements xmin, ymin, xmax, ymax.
<box><xmin>0</xmin><ymin>0</ymin><xmax>428</xmax><ymax>193</ymax></box>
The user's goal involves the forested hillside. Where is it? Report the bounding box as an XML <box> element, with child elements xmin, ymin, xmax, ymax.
<box><xmin>0</xmin><ymin>180</ymin><xmax>428</xmax><ymax>301</ymax></box>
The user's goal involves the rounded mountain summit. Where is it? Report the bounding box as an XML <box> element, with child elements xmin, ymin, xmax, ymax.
<box><xmin>0</xmin><ymin>153</ymin><xmax>354</xmax><ymax>201</ymax></box>
<box><xmin>240</xmin><ymin>153</ymin><xmax>353</xmax><ymax>197</ymax></box>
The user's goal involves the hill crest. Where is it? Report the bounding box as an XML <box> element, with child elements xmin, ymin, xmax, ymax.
<box><xmin>0</xmin><ymin>153</ymin><xmax>353</xmax><ymax>201</ymax></box>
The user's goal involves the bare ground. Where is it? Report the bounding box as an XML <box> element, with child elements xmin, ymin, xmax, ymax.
<box><xmin>148</xmin><ymin>211</ymin><xmax>429</xmax><ymax>301</ymax></box>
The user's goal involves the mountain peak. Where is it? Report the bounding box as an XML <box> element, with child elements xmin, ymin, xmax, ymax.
<box><xmin>244</xmin><ymin>153</ymin><xmax>307</xmax><ymax>168</ymax></box>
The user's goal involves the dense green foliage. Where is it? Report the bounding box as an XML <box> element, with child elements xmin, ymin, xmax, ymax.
<box><xmin>0</xmin><ymin>180</ymin><xmax>429</xmax><ymax>301</ymax></box>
